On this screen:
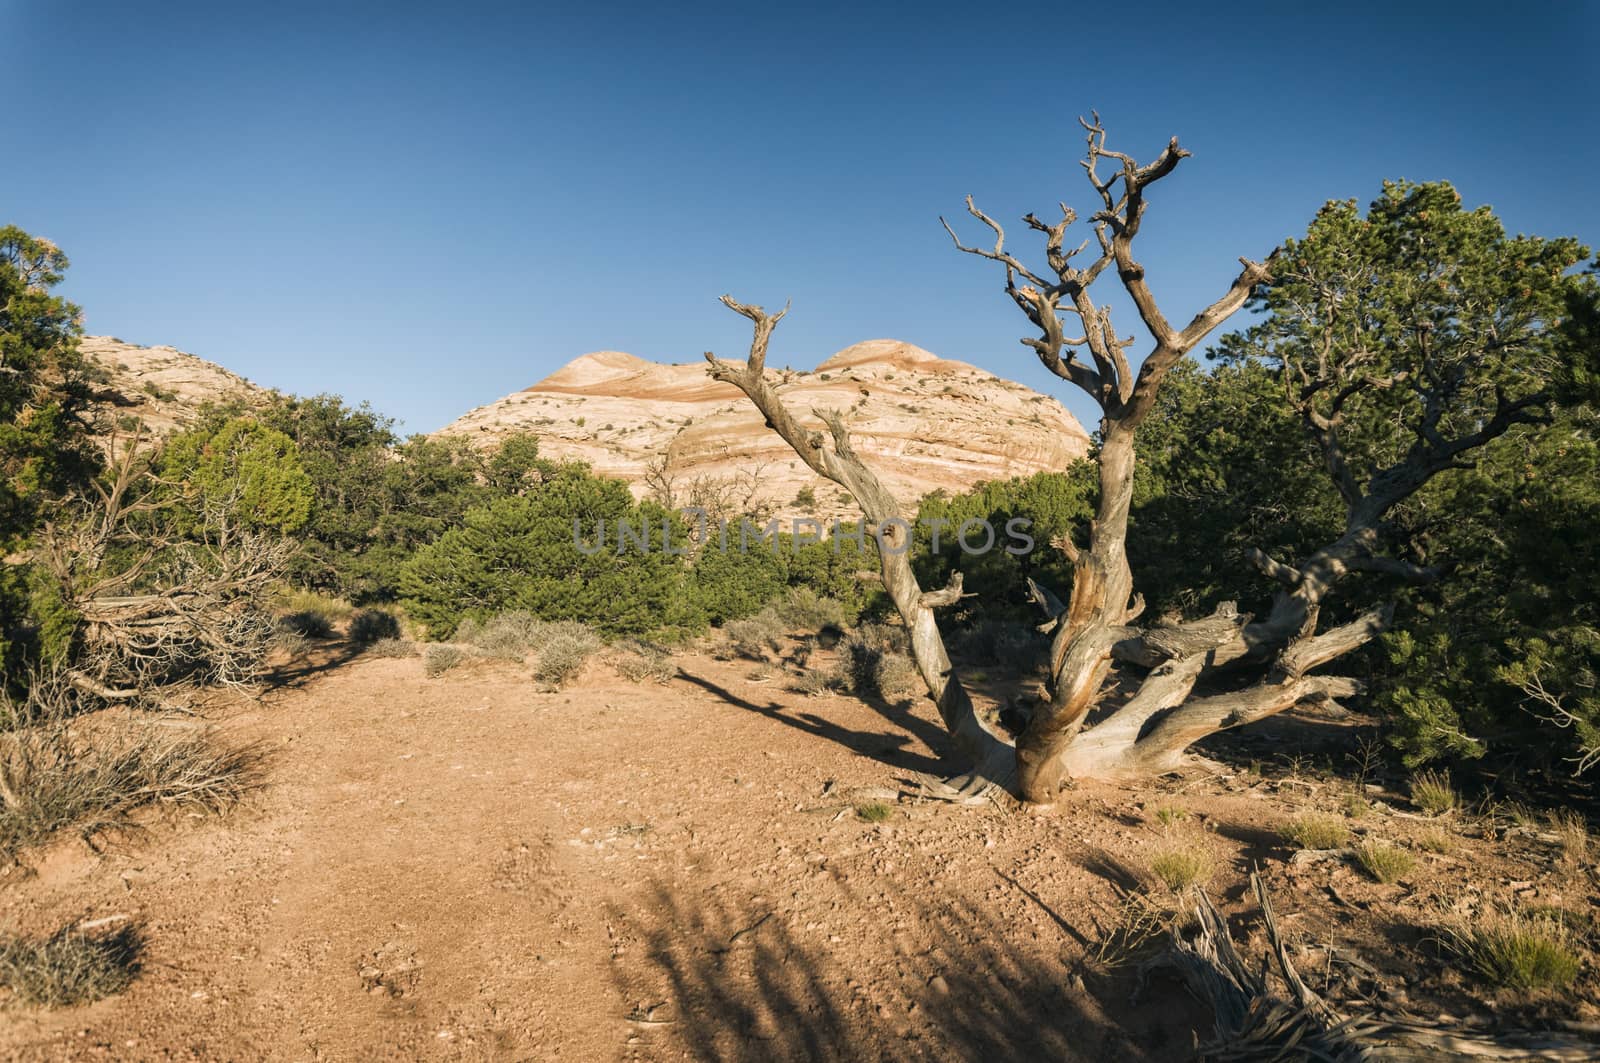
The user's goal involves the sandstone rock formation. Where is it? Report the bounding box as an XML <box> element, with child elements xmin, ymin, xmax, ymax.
<box><xmin>79</xmin><ymin>335</ymin><xmax>271</xmax><ymax>437</ymax></box>
<box><xmin>438</xmin><ymin>340</ymin><xmax>1091</xmax><ymax>521</ymax></box>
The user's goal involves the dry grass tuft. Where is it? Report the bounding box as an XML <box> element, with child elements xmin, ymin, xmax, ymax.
<box><xmin>1149</xmin><ymin>845</ymin><xmax>1214</xmax><ymax>893</ymax></box>
<box><xmin>855</xmin><ymin>802</ymin><xmax>893</xmax><ymax>823</ymax></box>
<box><xmin>366</xmin><ymin>638</ymin><xmax>416</xmax><ymax>659</ymax></box>
<box><xmin>1152</xmin><ymin>803</ymin><xmax>1190</xmax><ymax>829</ymax></box>
<box><xmin>1416</xmin><ymin>826</ymin><xmax>1456</xmax><ymax>854</ymax></box>
<box><xmin>1440</xmin><ymin>909</ymin><xmax>1582</xmax><ymax>991</ymax></box>
<box><xmin>1279</xmin><ymin>813</ymin><xmax>1349</xmax><ymax>851</ymax></box>
<box><xmin>1548</xmin><ymin>809</ymin><xmax>1589</xmax><ymax>866</ymax></box>
<box><xmin>0</xmin><ymin>922</ymin><xmax>144</xmax><ymax>1007</ymax></box>
<box><xmin>1410</xmin><ymin>770</ymin><xmax>1458</xmax><ymax>816</ymax></box>
<box><xmin>0</xmin><ymin>719</ymin><xmax>261</xmax><ymax>862</ymax></box>
<box><xmin>1353</xmin><ymin>839</ymin><xmax>1416</xmax><ymax>883</ymax></box>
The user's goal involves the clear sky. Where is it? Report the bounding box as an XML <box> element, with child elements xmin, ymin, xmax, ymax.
<box><xmin>3</xmin><ymin>1</ymin><xmax>1596</xmax><ymax>435</ymax></box>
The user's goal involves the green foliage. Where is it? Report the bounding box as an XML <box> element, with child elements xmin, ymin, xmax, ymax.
<box><xmin>401</xmin><ymin>468</ymin><xmax>697</xmax><ymax>638</ymax></box>
<box><xmin>913</xmin><ymin>470</ymin><xmax>1092</xmax><ymax>623</ymax></box>
<box><xmin>1352</xmin><ymin>839</ymin><xmax>1416</xmax><ymax>883</ymax></box>
<box><xmin>161</xmin><ymin>418</ymin><xmax>313</xmax><ymax>535</ymax></box>
<box><xmin>0</xmin><ymin>226</ymin><xmax>99</xmax><ymax>552</ymax></box>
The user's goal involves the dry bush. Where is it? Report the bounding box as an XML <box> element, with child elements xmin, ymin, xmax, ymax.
<box><xmin>1440</xmin><ymin>909</ymin><xmax>1582</xmax><ymax>991</ymax></box>
<box><xmin>1279</xmin><ymin>813</ymin><xmax>1349</xmax><ymax>851</ymax></box>
<box><xmin>767</xmin><ymin>588</ymin><xmax>847</xmax><ymax>633</ymax></box>
<box><xmin>1417</xmin><ymin>826</ymin><xmax>1457</xmax><ymax>854</ymax></box>
<box><xmin>0</xmin><ymin>715</ymin><xmax>261</xmax><ymax>862</ymax></box>
<box><xmin>612</xmin><ymin>641</ymin><xmax>676</xmax><ymax>684</ymax></box>
<box><xmin>1353</xmin><ymin>839</ymin><xmax>1416</xmax><ymax>883</ymax></box>
<box><xmin>0</xmin><ymin>922</ymin><xmax>144</xmax><ymax>1007</ymax></box>
<box><xmin>1410</xmin><ymin>770</ymin><xmax>1458</xmax><ymax>815</ymax></box>
<box><xmin>839</xmin><ymin>624</ymin><xmax>918</xmax><ymax>699</ymax></box>
<box><xmin>348</xmin><ymin>608</ymin><xmax>401</xmax><ymax>644</ymax></box>
<box><xmin>366</xmin><ymin>638</ymin><xmax>416</xmax><ymax>659</ymax></box>
<box><xmin>456</xmin><ymin>611</ymin><xmax>544</xmax><ymax>660</ymax></box>
<box><xmin>534</xmin><ymin>627</ymin><xmax>602</xmax><ymax>687</ymax></box>
<box><xmin>1091</xmin><ymin>890</ymin><xmax>1176</xmax><ymax>969</ymax></box>
<box><xmin>723</xmin><ymin>613</ymin><xmax>785</xmax><ymax>660</ymax></box>
<box><xmin>1149</xmin><ymin>845</ymin><xmax>1214</xmax><ymax>893</ymax></box>
<box><xmin>423</xmin><ymin>644</ymin><xmax>471</xmax><ymax>678</ymax></box>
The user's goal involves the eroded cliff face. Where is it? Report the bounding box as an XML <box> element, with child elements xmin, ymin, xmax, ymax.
<box><xmin>438</xmin><ymin>339</ymin><xmax>1090</xmax><ymax>519</ymax></box>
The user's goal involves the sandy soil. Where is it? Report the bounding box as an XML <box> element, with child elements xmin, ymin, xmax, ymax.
<box><xmin>2</xmin><ymin>642</ymin><xmax>1596</xmax><ymax>1061</ymax></box>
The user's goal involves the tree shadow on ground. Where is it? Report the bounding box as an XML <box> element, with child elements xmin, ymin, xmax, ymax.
<box><xmin>608</xmin><ymin>878</ymin><xmax>1206</xmax><ymax>1062</ymax></box>
<box><xmin>677</xmin><ymin>669</ymin><xmax>955</xmax><ymax>777</ymax></box>
<box><xmin>263</xmin><ymin>638</ymin><xmax>366</xmax><ymax>692</ymax></box>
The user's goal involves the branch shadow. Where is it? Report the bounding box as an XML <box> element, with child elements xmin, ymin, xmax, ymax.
<box><xmin>263</xmin><ymin>638</ymin><xmax>366</xmax><ymax>692</ymax></box>
<box><xmin>609</xmin><ymin>878</ymin><xmax>1203</xmax><ymax>1062</ymax></box>
<box><xmin>678</xmin><ymin>669</ymin><xmax>954</xmax><ymax>776</ymax></box>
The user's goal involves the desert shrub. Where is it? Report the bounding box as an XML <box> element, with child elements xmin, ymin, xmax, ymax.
<box><xmin>1417</xmin><ymin>826</ymin><xmax>1456</xmax><ymax>853</ymax></box>
<box><xmin>0</xmin><ymin>717</ymin><xmax>261</xmax><ymax>861</ymax></box>
<box><xmin>1441</xmin><ymin>910</ymin><xmax>1582</xmax><ymax>991</ymax></box>
<box><xmin>838</xmin><ymin>624</ymin><xmax>919</xmax><ymax>699</ymax></box>
<box><xmin>159</xmin><ymin>417</ymin><xmax>314</xmax><ymax>535</ymax></box>
<box><xmin>1091</xmin><ymin>891</ymin><xmax>1176</xmax><ymax>969</ymax></box>
<box><xmin>724</xmin><ymin>613</ymin><xmax>785</xmax><ymax>660</ymax></box>
<box><xmin>612</xmin><ymin>640</ymin><xmax>676</xmax><ymax>684</ymax></box>
<box><xmin>279</xmin><ymin>610</ymin><xmax>334</xmax><ymax>640</ymax></box>
<box><xmin>0</xmin><ymin>922</ymin><xmax>144</xmax><ymax>1006</ymax></box>
<box><xmin>689</xmin><ymin>545</ymin><xmax>787</xmax><ymax>625</ymax></box>
<box><xmin>1410</xmin><ymin>770</ymin><xmax>1458</xmax><ymax>815</ymax></box>
<box><xmin>1279</xmin><ymin>813</ymin><xmax>1349</xmax><ymax>850</ymax></box>
<box><xmin>274</xmin><ymin>589</ymin><xmax>354</xmax><ymax>622</ymax></box>
<box><xmin>767</xmin><ymin>587</ymin><xmax>848</xmax><ymax>633</ymax></box>
<box><xmin>534</xmin><ymin>625</ymin><xmax>602</xmax><ymax>687</ymax></box>
<box><xmin>366</xmin><ymin>638</ymin><xmax>415</xmax><ymax>659</ymax></box>
<box><xmin>423</xmin><ymin>644</ymin><xmax>470</xmax><ymax>677</ymax></box>
<box><xmin>1148</xmin><ymin>845</ymin><xmax>1214</xmax><ymax>893</ymax></box>
<box><xmin>1352</xmin><ymin>839</ymin><xmax>1416</xmax><ymax>883</ymax></box>
<box><xmin>348</xmin><ymin>608</ymin><xmax>401</xmax><ymax>644</ymax></box>
<box><xmin>456</xmin><ymin>611</ymin><xmax>544</xmax><ymax>659</ymax></box>
<box><xmin>401</xmin><ymin>471</ymin><xmax>699</xmax><ymax>638</ymax></box>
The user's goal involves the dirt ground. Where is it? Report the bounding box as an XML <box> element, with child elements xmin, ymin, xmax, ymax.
<box><xmin>2</xmin><ymin>640</ymin><xmax>1597</xmax><ymax>1061</ymax></box>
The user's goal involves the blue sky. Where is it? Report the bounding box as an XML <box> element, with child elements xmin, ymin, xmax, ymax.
<box><xmin>3</xmin><ymin>1</ymin><xmax>1596</xmax><ymax>434</ymax></box>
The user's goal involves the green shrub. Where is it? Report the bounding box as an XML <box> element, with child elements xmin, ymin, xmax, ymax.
<box><xmin>1441</xmin><ymin>910</ymin><xmax>1582</xmax><ymax>991</ymax></box>
<box><xmin>348</xmin><ymin>608</ymin><xmax>401</xmax><ymax>644</ymax></box>
<box><xmin>160</xmin><ymin>418</ymin><xmax>313</xmax><ymax>535</ymax></box>
<box><xmin>0</xmin><ymin>922</ymin><xmax>144</xmax><ymax>1007</ymax></box>
<box><xmin>401</xmin><ymin>472</ymin><xmax>699</xmax><ymax>638</ymax></box>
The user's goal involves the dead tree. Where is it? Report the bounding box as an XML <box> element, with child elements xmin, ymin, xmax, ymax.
<box><xmin>34</xmin><ymin>429</ymin><xmax>292</xmax><ymax>706</ymax></box>
<box><xmin>705</xmin><ymin>301</ymin><xmax>1015</xmax><ymax>783</ymax></box>
<box><xmin>712</xmin><ymin>119</ymin><xmax>1556</xmax><ymax>801</ymax></box>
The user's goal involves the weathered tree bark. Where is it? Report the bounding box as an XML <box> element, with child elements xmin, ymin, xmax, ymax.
<box><xmin>704</xmin><ymin>299</ymin><xmax>1015</xmax><ymax>788</ymax></box>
